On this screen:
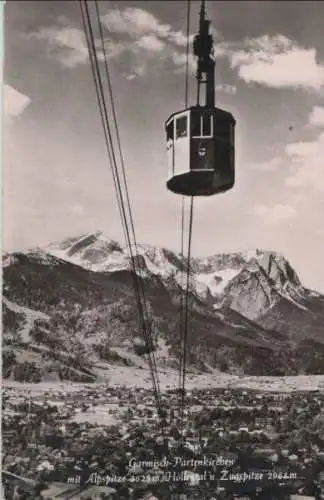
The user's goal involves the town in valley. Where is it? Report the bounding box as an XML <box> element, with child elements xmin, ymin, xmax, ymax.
<box><xmin>2</xmin><ymin>382</ymin><xmax>324</xmax><ymax>499</ymax></box>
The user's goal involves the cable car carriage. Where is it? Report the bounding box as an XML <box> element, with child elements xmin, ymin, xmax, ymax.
<box><xmin>166</xmin><ymin>106</ymin><xmax>235</xmax><ymax>196</ymax></box>
<box><xmin>165</xmin><ymin>0</ymin><xmax>236</xmax><ymax>198</ymax></box>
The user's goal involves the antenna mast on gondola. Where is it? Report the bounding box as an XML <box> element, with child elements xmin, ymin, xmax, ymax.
<box><xmin>194</xmin><ymin>0</ymin><xmax>215</xmax><ymax>107</ymax></box>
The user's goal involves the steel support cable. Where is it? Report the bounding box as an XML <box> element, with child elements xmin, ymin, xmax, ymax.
<box><xmin>90</xmin><ymin>1</ymin><xmax>163</xmax><ymax>425</ymax></box>
<box><xmin>93</xmin><ymin>0</ymin><xmax>162</xmax><ymax>403</ymax></box>
<box><xmin>79</xmin><ymin>1</ymin><xmax>165</xmax><ymax>429</ymax></box>
<box><xmin>178</xmin><ymin>199</ymin><xmax>185</xmax><ymax>397</ymax></box>
<box><xmin>178</xmin><ymin>0</ymin><xmax>191</xmax><ymax>418</ymax></box>
<box><xmin>81</xmin><ymin>9</ymin><xmax>165</xmax><ymax>440</ymax></box>
<box><xmin>179</xmin><ymin>196</ymin><xmax>194</xmax><ymax>442</ymax></box>
<box><xmin>80</xmin><ymin>1</ymin><xmax>161</xmax><ymax>405</ymax></box>
<box><xmin>178</xmin><ymin>0</ymin><xmax>192</xmax><ymax>441</ymax></box>
<box><xmin>184</xmin><ymin>0</ymin><xmax>191</xmax><ymax>108</ymax></box>
<box><xmin>79</xmin><ymin>2</ymin><xmax>127</xmax><ymax>244</ymax></box>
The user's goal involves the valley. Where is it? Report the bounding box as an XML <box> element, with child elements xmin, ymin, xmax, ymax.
<box><xmin>3</xmin><ymin>232</ymin><xmax>324</xmax><ymax>383</ymax></box>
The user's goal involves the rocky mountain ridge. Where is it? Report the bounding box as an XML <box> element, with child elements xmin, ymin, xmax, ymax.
<box><xmin>47</xmin><ymin>231</ymin><xmax>321</xmax><ymax>322</ymax></box>
<box><xmin>2</xmin><ymin>232</ymin><xmax>324</xmax><ymax>382</ymax></box>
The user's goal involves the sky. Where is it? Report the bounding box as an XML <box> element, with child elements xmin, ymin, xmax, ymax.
<box><xmin>2</xmin><ymin>0</ymin><xmax>324</xmax><ymax>292</ymax></box>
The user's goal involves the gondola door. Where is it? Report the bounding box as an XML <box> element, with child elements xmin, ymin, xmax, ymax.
<box><xmin>166</xmin><ymin>118</ymin><xmax>175</xmax><ymax>181</ymax></box>
<box><xmin>173</xmin><ymin>111</ymin><xmax>190</xmax><ymax>177</ymax></box>
<box><xmin>191</xmin><ymin>108</ymin><xmax>214</xmax><ymax>171</ymax></box>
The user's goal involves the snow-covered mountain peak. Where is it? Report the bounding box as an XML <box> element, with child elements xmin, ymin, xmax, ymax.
<box><xmin>218</xmin><ymin>250</ymin><xmax>307</xmax><ymax>319</ymax></box>
<box><xmin>3</xmin><ymin>255</ymin><xmax>20</xmax><ymax>268</ymax></box>
<box><xmin>47</xmin><ymin>232</ymin><xmax>126</xmax><ymax>272</ymax></box>
<box><xmin>44</xmin><ymin>233</ymin><xmax>309</xmax><ymax>317</ymax></box>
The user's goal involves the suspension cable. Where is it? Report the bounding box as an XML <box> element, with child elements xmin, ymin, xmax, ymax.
<box><xmin>79</xmin><ymin>2</ymin><xmax>127</xmax><ymax>247</ymax></box>
<box><xmin>178</xmin><ymin>199</ymin><xmax>185</xmax><ymax>398</ymax></box>
<box><xmin>178</xmin><ymin>0</ymin><xmax>193</xmax><ymax>443</ymax></box>
<box><xmin>79</xmin><ymin>1</ymin><xmax>165</xmax><ymax>432</ymax></box>
<box><xmin>93</xmin><ymin>0</ymin><xmax>162</xmax><ymax>403</ymax></box>
<box><xmin>179</xmin><ymin>0</ymin><xmax>191</xmax><ymax>393</ymax></box>
<box><xmin>179</xmin><ymin>197</ymin><xmax>194</xmax><ymax>440</ymax></box>
<box><xmin>184</xmin><ymin>0</ymin><xmax>191</xmax><ymax>107</ymax></box>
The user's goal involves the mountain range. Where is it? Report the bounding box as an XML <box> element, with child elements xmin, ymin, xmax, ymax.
<box><xmin>2</xmin><ymin>231</ymin><xmax>324</xmax><ymax>383</ymax></box>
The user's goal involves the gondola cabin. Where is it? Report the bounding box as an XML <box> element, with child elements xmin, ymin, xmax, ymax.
<box><xmin>166</xmin><ymin>106</ymin><xmax>235</xmax><ymax>196</ymax></box>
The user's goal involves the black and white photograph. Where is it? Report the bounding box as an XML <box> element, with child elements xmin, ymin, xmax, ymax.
<box><xmin>2</xmin><ymin>1</ymin><xmax>324</xmax><ymax>499</ymax></box>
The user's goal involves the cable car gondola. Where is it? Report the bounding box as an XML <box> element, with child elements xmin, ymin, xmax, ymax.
<box><xmin>165</xmin><ymin>1</ymin><xmax>236</xmax><ymax>197</ymax></box>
